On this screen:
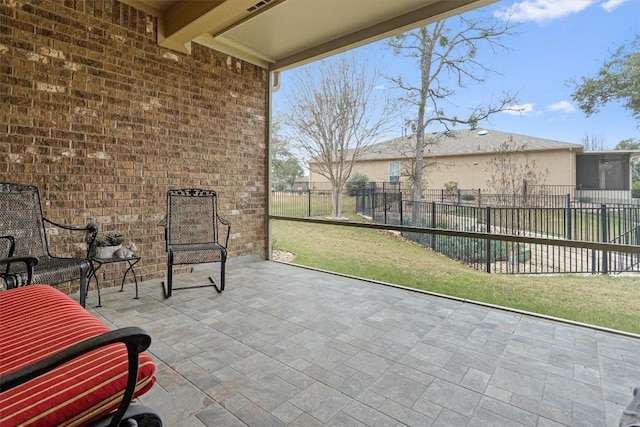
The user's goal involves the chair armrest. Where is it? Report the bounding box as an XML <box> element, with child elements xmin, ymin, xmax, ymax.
<box><xmin>0</xmin><ymin>256</ymin><xmax>38</xmax><ymax>286</ymax></box>
<box><xmin>217</xmin><ymin>216</ymin><xmax>231</xmax><ymax>247</ymax></box>
<box><xmin>0</xmin><ymin>235</ymin><xmax>16</xmax><ymax>258</ymax></box>
<box><xmin>42</xmin><ymin>218</ymin><xmax>98</xmax><ymax>258</ymax></box>
<box><xmin>43</xmin><ymin>217</ymin><xmax>96</xmax><ymax>233</ymax></box>
<box><xmin>0</xmin><ymin>326</ymin><xmax>151</xmax><ymax>427</ymax></box>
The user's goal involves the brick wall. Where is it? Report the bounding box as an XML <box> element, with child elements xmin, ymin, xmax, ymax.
<box><xmin>0</xmin><ymin>0</ymin><xmax>267</xmax><ymax>293</ymax></box>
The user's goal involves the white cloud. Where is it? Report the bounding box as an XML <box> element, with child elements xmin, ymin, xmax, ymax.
<box><xmin>503</xmin><ymin>103</ymin><xmax>535</xmax><ymax>115</ymax></box>
<box><xmin>547</xmin><ymin>100</ymin><xmax>576</xmax><ymax>113</ymax></box>
<box><xmin>494</xmin><ymin>0</ymin><xmax>596</xmax><ymax>24</ymax></box>
<box><xmin>601</xmin><ymin>0</ymin><xmax>633</xmax><ymax>12</ymax></box>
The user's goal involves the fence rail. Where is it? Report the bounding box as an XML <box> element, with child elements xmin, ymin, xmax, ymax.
<box><xmin>270</xmin><ymin>185</ymin><xmax>640</xmax><ymax>275</ymax></box>
<box><xmin>270</xmin><ymin>215</ymin><xmax>640</xmax><ymax>276</ymax></box>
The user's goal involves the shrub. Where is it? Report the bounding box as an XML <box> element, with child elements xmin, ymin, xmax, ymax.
<box><xmin>345</xmin><ymin>172</ymin><xmax>369</xmax><ymax>196</ymax></box>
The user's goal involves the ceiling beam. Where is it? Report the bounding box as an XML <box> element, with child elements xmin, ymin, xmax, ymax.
<box><xmin>158</xmin><ymin>0</ymin><xmax>258</xmax><ymax>54</ymax></box>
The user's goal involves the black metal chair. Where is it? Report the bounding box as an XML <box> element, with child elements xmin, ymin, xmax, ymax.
<box><xmin>160</xmin><ymin>188</ymin><xmax>231</xmax><ymax>297</ymax></box>
<box><xmin>0</xmin><ymin>182</ymin><xmax>97</xmax><ymax>307</ymax></box>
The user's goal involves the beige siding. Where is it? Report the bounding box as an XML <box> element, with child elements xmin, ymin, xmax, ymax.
<box><xmin>309</xmin><ymin>149</ymin><xmax>577</xmax><ymax>190</ymax></box>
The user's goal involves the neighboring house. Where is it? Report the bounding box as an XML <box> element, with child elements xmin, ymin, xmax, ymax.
<box><xmin>309</xmin><ymin>128</ymin><xmax>640</xmax><ymax>203</ymax></box>
<box><xmin>293</xmin><ymin>176</ymin><xmax>310</xmax><ymax>192</ymax></box>
<box><xmin>310</xmin><ymin>128</ymin><xmax>585</xmax><ymax>191</ymax></box>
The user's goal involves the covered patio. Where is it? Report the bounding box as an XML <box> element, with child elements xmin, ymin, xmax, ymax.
<box><xmin>84</xmin><ymin>261</ymin><xmax>639</xmax><ymax>426</ymax></box>
<box><xmin>4</xmin><ymin>1</ymin><xmax>640</xmax><ymax>425</ymax></box>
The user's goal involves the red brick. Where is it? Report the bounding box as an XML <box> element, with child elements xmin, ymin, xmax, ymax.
<box><xmin>2</xmin><ymin>0</ymin><xmax>267</xmax><ymax>291</ymax></box>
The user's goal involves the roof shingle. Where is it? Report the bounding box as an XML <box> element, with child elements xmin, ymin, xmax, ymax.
<box><xmin>358</xmin><ymin>128</ymin><xmax>583</xmax><ymax>161</ymax></box>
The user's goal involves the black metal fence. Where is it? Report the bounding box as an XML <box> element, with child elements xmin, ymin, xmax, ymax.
<box><xmin>355</xmin><ymin>186</ymin><xmax>640</xmax><ymax>274</ymax></box>
<box><xmin>271</xmin><ymin>182</ymin><xmax>640</xmax><ymax>275</ymax></box>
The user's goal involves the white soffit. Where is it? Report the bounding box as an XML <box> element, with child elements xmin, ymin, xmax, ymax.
<box><xmin>124</xmin><ymin>0</ymin><xmax>498</xmax><ymax>70</ymax></box>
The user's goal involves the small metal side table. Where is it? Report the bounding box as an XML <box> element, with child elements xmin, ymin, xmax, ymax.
<box><xmin>88</xmin><ymin>256</ymin><xmax>141</xmax><ymax>307</ymax></box>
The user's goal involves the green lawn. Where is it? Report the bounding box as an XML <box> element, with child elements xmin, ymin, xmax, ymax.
<box><xmin>272</xmin><ymin>214</ymin><xmax>640</xmax><ymax>335</ymax></box>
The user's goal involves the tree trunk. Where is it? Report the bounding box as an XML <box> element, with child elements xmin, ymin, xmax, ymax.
<box><xmin>412</xmin><ymin>127</ymin><xmax>425</xmax><ymax>226</ymax></box>
<box><xmin>331</xmin><ymin>186</ymin><xmax>342</xmax><ymax>218</ymax></box>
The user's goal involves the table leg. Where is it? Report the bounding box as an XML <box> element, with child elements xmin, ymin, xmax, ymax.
<box><xmin>87</xmin><ymin>263</ymin><xmax>103</xmax><ymax>307</ymax></box>
<box><xmin>120</xmin><ymin>258</ymin><xmax>140</xmax><ymax>299</ymax></box>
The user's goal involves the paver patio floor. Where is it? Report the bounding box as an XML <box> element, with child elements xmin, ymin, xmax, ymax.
<box><xmin>82</xmin><ymin>261</ymin><xmax>640</xmax><ymax>426</ymax></box>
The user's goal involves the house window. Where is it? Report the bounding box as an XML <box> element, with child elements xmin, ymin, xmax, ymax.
<box><xmin>389</xmin><ymin>161</ymin><xmax>400</xmax><ymax>183</ymax></box>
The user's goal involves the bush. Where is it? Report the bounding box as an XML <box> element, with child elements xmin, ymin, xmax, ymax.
<box><xmin>401</xmin><ymin>220</ymin><xmax>508</xmax><ymax>264</ymax></box>
<box><xmin>345</xmin><ymin>172</ymin><xmax>369</xmax><ymax>196</ymax></box>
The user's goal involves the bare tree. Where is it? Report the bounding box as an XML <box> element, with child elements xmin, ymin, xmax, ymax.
<box><xmin>582</xmin><ymin>132</ymin><xmax>607</xmax><ymax>151</ymax></box>
<box><xmin>271</xmin><ymin>120</ymin><xmax>304</xmax><ymax>191</ymax></box>
<box><xmin>387</xmin><ymin>12</ymin><xmax>519</xmax><ymax>225</ymax></box>
<box><xmin>283</xmin><ymin>55</ymin><xmax>395</xmax><ymax>218</ymax></box>
<box><xmin>485</xmin><ymin>135</ymin><xmax>549</xmax><ymax>206</ymax></box>
<box><xmin>390</xmin><ymin>133</ymin><xmax>442</xmax><ymax>195</ymax></box>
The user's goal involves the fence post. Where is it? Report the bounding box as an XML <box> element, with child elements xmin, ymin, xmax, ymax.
<box><xmin>307</xmin><ymin>190</ymin><xmax>312</xmax><ymax>217</ymax></box>
<box><xmin>383</xmin><ymin>191</ymin><xmax>388</xmax><ymax>224</ymax></box>
<box><xmin>399</xmin><ymin>197</ymin><xmax>403</xmax><ymax>225</ymax></box>
<box><xmin>601</xmin><ymin>204</ymin><xmax>608</xmax><ymax>274</ymax></box>
<box><xmin>457</xmin><ymin>189</ymin><xmax>461</xmax><ymax>206</ymax></box>
<box><xmin>372</xmin><ymin>189</ymin><xmax>376</xmax><ymax>221</ymax></box>
<box><xmin>431</xmin><ymin>201</ymin><xmax>436</xmax><ymax>250</ymax></box>
<box><xmin>486</xmin><ymin>206</ymin><xmax>492</xmax><ymax>273</ymax></box>
<box><xmin>566</xmin><ymin>194</ymin><xmax>572</xmax><ymax>240</ymax></box>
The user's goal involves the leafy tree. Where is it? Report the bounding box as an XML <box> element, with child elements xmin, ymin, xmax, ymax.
<box><xmin>283</xmin><ymin>55</ymin><xmax>395</xmax><ymax>218</ymax></box>
<box><xmin>615</xmin><ymin>138</ymin><xmax>640</xmax><ymax>150</ymax></box>
<box><xmin>570</xmin><ymin>35</ymin><xmax>640</xmax><ymax>125</ymax></box>
<box><xmin>614</xmin><ymin>138</ymin><xmax>640</xmax><ymax>184</ymax></box>
<box><xmin>271</xmin><ymin>121</ymin><xmax>304</xmax><ymax>191</ymax></box>
<box><xmin>387</xmin><ymin>12</ymin><xmax>519</xmax><ymax>225</ymax></box>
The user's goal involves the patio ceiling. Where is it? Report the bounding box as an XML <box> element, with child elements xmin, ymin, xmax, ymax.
<box><xmin>123</xmin><ymin>0</ymin><xmax>498</xmax><ymax>70</ymax></box>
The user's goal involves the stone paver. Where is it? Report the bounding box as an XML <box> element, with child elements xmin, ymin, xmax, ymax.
<box><xmin>83</xmin><ymin>261</ymin><xmax>640</xmax><ymax>426</ymax></box>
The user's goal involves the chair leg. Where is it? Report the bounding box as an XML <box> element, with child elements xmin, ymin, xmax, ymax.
<box><xmin>208</xmin><ymin>260</ymin><xmax>225</xmax><ymax>293</ymax></box>
<box><xmin>163</xmin><ymin>259</ymin><xmax>173</xmax><ymax>298</ymax></box>
<box><xmin>220</xmin><ymin>260</ymin><xmax>225</xmax><ymax>292</ymax></box>
<box><xmin>79</xmin><ymin>274</ymin><xmax>87</xmax><ymax>308</ymax></box>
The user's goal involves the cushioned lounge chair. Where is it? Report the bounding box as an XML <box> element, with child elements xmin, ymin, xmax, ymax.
<box><xmin>0</xmin><ymin>266</ymin><xmax>161</xmax><ymax>426</ymax></box>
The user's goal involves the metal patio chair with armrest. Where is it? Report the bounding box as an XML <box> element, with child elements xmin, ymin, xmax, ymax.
<box><xmin>0</xmin><ymin>182</ymin><xmax>97</xmax><ymax>306</ymax></box>
<box><xmin>160</xmin><ymin>188</ymin><xmax>231</xmax><ymax>297</ymax></box>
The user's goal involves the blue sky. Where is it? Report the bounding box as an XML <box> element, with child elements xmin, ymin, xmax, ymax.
<box><xmin>275</xmin><ymin>0</ymin><xmax>639</xmax><ymax>149</ymax></box>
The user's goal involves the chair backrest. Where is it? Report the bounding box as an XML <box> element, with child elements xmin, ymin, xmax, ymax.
<box><xmin>0</xmin><ymin>183</ymin><xmax>48</xmax><ymax>258</ymax></box>
<box><xmin>166</xmin><ymin>189</ymin><xmax>220</xmax><ymax>248</ymax></box>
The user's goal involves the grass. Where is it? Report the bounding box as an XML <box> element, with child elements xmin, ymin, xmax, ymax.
<box><xmin>272</xmin><ymin>213</ymin><xmax>640</xmax><ymax>335</ymax></box>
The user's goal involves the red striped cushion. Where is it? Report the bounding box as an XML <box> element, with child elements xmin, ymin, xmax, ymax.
<box><xmin>0</xmin><ymin>285</ymin><xmax>156</xmax><ymax>427</ymax></box>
